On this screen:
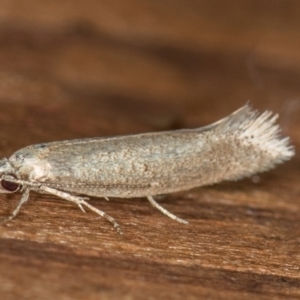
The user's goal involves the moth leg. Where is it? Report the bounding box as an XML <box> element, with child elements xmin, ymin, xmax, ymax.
<box><xmin>2</xmin><ymin>188</ymin><xmax>30</xmax><ymax>223</ymax></box>
<box><xmin>38</xmin><ymin>186</ymin><xmax>122</xmax><ymax>234</ymax></box>
<box><xmin>146</xmin><ymin>196</ymin><xmax>188</xmax><ymax>224</ymax></box>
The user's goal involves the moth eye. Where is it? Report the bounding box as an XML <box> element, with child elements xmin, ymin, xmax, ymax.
<box><xmin>1</xmin><ymin>176</ymin><xmax>21</xmax><ymax>192</ymax></box>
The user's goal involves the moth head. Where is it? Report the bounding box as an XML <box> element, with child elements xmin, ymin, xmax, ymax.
<box><xmin>0</xmin><ymin>158</ymin><xmax>21</xmax><ymax>193</ymax></box>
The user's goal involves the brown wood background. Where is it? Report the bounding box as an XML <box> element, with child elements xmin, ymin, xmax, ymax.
<box><xmin>0</xmin><ymin>1</ymin><xmax>299</xmax><ymax>299</ymax></box>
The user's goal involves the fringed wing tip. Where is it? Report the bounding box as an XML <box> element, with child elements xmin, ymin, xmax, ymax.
<box><xmin>238</xmin><ymin>106</ymin><xmax>295</xmax><ymax>162</ymax></box>
<box><xmin>210</xmin><ymin>103</ymin><xmax>294</xmax><ymax>163</ymax></box>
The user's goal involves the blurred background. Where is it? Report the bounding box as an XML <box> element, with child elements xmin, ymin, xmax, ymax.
<box><xmin>0</xmin><ymin>0</ymin><xmax>299</xmax><ymax>149</ymax></box>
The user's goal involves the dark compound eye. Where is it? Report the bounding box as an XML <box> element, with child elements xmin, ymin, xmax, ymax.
<box><xmin>1</xmin><ymin>176</ymin><xmax>21</xmax><ymax>192</ymax></box>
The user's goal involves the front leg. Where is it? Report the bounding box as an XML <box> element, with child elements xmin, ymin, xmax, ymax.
<box><xmin>1</xmin><ymin>188</ymin><xmax>30</xmax><ymax>223</ymax></box>
<box><xmin>37</xmin><ymin>185</ymin><xmax>122</xmax><ymax>234</ymax></box>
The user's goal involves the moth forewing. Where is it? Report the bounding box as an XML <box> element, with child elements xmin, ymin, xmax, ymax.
<box><xmin>0</xmin><ymin>104</ymin><xmax>295</xmax><ymax>232</ymax></box>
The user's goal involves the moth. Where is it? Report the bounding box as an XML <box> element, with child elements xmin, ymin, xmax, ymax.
<box><xmin>0</xmin><ymin>105</ymin><xmax>294</xmax><ymax>232</ymax></box>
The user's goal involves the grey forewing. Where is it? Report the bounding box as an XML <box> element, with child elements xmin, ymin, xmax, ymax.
<box><xmin>5</xmin><ymin>104</ymin><xmax>294</xmax><ymax>199</ymax></box>
<box><xmin>11</xmin><ymin>131</ymin><xmax>210</xmax><ymax>194</ymax></box>
<box><xmin>46</xmin><ymin>132</ymin><xmax>206</xmax><ymax>181</ymax></box>
<box><xmin>9</xmin><ymin>105</ymin><xmax>255</xmax><ymax>196</ymax></box>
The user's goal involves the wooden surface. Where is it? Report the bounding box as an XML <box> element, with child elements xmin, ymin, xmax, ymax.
<box><xmin>0</xmin><ymin>1</ymin><xmax>299</xmax><ymax>299</ymax></box>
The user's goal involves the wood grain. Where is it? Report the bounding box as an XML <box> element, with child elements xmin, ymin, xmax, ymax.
<box><xmin>0</xmin><ymin>1</ymin><xmax>299</xmax><ymax>299</ymax></box>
